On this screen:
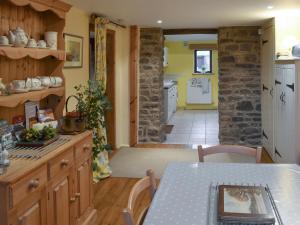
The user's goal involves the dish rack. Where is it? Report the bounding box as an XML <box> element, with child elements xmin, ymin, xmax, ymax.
<box><xmin>8</xmin><ymin>135</ymin><xmax>71</xmax><ymax>160</ymax></box>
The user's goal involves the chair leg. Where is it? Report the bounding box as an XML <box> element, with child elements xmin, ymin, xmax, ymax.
<box><xmin>256</xmin><ymin>147</ymin><xmax>262</xmax><ymax>163</ymax></box>
<box><xmin>198</xmin><ymin>145</ymin><xmax>204</xmax><ymax>162</ymax></box>
<box><xmin>146</xmin><ymin>169</ymin><xmax>156</xmax><ymax>198</ymax></box>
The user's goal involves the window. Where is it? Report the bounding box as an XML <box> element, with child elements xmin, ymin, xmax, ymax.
<box><xmin>194</xmin><ymin>50</ymin><xmax>212</xmax><ymax>74</ymax></box>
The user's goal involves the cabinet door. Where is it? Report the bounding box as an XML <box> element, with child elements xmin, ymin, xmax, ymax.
<box><xmin>76</xmin><ymin>160</ymin><xmax>91</xmax><ymax>217</ymax></box>
<box><xmin>280</xmin><ymin>64</ymin><xmax>296</xmax><ymax>163</ymax></box>
<box><xmin>261</xmin><ymin>25</ymin><xmax>275</xmax><ymax>158</ymax></box>
<box><xmin>274</xmin><ymin>65</ymin><xmax>284</xmax><ymax>162</ymax></box>
<box><xmin>48</xmin><ymin>175</ymin><xmax>73</xmax><ymax>225</ymax></box>
<box><xmin>17</xmin><ymin>203</ymin><xmax>43</xmax><ymax>225</ymax></box>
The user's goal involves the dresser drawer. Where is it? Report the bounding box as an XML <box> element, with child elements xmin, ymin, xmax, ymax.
<box><xmin>9</xmin><ymin>165</ymin><xmax>47</xmax><ymax>208</ymax></box>
<box><xmin>48</xmin><ymin>148</ymin><xmax>74</xmax><ymax>179</ymax></box>
<box><xmin>74</xmin><ymin>137</ymin><xmax>92</xmax><ymax>162</ymax></box>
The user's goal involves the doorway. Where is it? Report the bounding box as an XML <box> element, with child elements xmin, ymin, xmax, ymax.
<box><xmin>162</xmin><ymin>33</ymin><xmax>219</xmax><ymax>146</ymax></box>
<box><xmin>105</xmin><ymin>29</ymin><xmax>116</xmax><ymax>149</ymax></box>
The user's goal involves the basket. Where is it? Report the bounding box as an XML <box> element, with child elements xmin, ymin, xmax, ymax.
<box><xmin>59</xmin><ymin>95</ymin><xmax>86</xmax><ymax>134</ymax></box>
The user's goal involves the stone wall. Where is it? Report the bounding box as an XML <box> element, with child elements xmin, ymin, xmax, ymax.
<box><xmin>218</xmin><ymin>27</ymin><xmax>261</xmax><ymax>146</ymax></box>
<box><xmin>138</xmin><ymin>28</ymin><xmax>165</xmax><ymax>143</ymax></box>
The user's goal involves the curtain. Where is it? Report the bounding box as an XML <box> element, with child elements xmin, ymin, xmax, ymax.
<box><xmin>92</xmin><ymin>16</ymin><xmax>112</xmax><ymax>181</ymax></box>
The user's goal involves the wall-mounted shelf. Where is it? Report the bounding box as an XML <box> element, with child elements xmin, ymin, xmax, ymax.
<box><xmin>0</xmin><ymin>47</ymin><xmax>65</xmax><ymax>60</ymax></box>
<box><xmin>0</xmin><ymin>87</ymin><xmax>65</xmax><ymax>108</ymax></box>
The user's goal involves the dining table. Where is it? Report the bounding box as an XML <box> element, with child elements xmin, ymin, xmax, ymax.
<box><xmin>143</xmin><ymin>162</ymin><xmax>300</xmax><ymax>225</ymax></box>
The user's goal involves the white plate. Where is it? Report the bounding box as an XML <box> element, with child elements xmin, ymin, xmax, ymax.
<box><xmin>14</xmin><ymin>89</ymin><xmax>29</xmax><ymax>93</ymax></box>
<box><xmin>30</xmin><ymin>87</ymin><xmax>44</xmax><ymax>91</ymax></box>
<box><xmin>0</xmin><ymin>44</ymin><xmax>12</xmax><ymax>47</ymax></box>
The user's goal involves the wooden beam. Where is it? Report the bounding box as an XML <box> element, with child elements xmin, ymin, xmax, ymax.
<box><xmin>163</xmin><ymin>28</ymin><xmax>218</xmax><ymax>35</ymax></box>
<box><xmin>189</xmin><ymin>44</ymin><xmax>218</xmax><ymax>50</ymax></box>
<box><xmin>129</xmin><ymin>26</ymin><xmax>139</xmax><ymax>147</ymax></box>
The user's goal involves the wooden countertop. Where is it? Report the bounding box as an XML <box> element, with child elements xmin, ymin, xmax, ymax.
<box><xmin>0</xmin><ymin>131</ymin><xmax>92</xmax><ymax>184</ymax></box>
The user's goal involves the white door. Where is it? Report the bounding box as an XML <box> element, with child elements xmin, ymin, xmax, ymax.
<box><xmin>261</xmin><ymin>25</ymin><xmax>275</xmax><ymax>158</ymax></box>
<box><xmin>274</xmin><ymin>65</ymin><xmax>285</xmax><ymax>162</ymax></box>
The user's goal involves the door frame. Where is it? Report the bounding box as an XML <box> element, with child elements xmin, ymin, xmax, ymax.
<box><xmin>106</xmin><ymin>29</ymin><xmax>116</xmax><ymax>149</ymax></box>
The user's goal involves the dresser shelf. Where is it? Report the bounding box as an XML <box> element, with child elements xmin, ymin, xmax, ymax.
<box><xmin>0</xmin><ymin>87</ymin><xmax>65</xmax><ymax>107</ymax></box>
<box><xmin>0</xmin><ymin>46</ymin><xmax>65</xmax><ymax>60</ymax></box>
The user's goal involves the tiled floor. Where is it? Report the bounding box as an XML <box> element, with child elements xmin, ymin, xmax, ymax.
<box><xmin>163</xmin><ymin>110</ymin><xmax>219</xmax><ymax>146</ymax></box>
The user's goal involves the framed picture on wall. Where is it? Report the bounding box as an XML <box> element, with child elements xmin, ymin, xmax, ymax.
<box><xmin>64</xmin><ymin>33</ymin><xmax>83</xmax><ymax>68</ymax></box>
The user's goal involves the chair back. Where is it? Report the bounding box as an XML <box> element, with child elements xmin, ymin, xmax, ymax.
<box><xmin>123</xmin><ymin>170</ymin><xmax>157</xmax><ymax>225</ymax></box>
<box><xmin>198</xmin><ymin>145</ymin><xmax>262</xmax><ymax>163</ymax></box>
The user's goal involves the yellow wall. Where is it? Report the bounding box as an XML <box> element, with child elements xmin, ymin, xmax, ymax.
<box><xmin>275</xmin><ymin>16</ymin><xmax>300</xmax><ymax>55</ymax></box>
<box><xmin>164</xmin><ymin>41</ymin><xmax>218</xmax><ymax>109</ymax></box>
<box><xmin>63</xmin><ymin>7</ymin><xmax>130</xmax><ymax>148</ymax></box>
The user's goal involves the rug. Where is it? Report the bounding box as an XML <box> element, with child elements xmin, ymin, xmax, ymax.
<box><xmin>110</xmin><ymin>147</ymin><xmax>255</xmax><ymax>178</ymax></box>
<box><xmin>164</xmin><ymin>125</ymin><xmax>174</xmax><ymax>134</ymax></box>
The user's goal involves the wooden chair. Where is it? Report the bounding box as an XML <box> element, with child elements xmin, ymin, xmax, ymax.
<box><xmin>198</xmin><ymin>145</ymin><xmax>262</xmax><ymax>163</ymax></box>
<box><xmin>122</xmin><ymin>169</ymin><xmax>157</xmax><ymax>225</ymax></box>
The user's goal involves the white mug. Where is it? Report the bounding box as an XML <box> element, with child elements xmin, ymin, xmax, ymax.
<box><xmin>11</xmin><ymin>80</ymin><xmax>26</xmax><ymax>90</ymax></box>
<box><xmin>37</xmin><ymin>76</ymin><xmax>51</xmax><ymax>87</ymax></box>
<box><xmin>0</xmin><ymin>36</ymin><xmax>9</xmax><ymax>45</ymax></box>
<box><xmin>37</xmin><ymin>40</ymin><xmax>47</xmax><ymax>48</ymax></box>
<box><xmin>26</xmin><ymin>78</ymin><xmax>41</xmax><ymax>89</ymax></box>
<box><xmin>27</xmin><ymin>38</ymin><xmax>37</xmax><ymax>48</ymax></box>
<box><xmin>45</xmin><ymin>32</ymin><xmax>58</xmax><ymax>50</ymax></box>
<box><xmin>50</xmin><ymin>77</ymin><xmax>63</xmax><ymax>87</ymax></box>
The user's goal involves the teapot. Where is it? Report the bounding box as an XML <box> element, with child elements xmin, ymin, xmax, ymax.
<box><xmin>8</xmin><ymin>27</ymin><xmax>29</xmax><ymax>47</ymax></box>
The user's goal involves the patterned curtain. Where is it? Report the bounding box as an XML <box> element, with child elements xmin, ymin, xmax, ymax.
<box><xmin>92</xmin><ymin>16</ymin><xmax>112</xmax><ymax>181</ymax></box>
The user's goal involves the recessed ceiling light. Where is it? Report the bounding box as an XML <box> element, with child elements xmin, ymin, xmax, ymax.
<box><xmin>267</xmin><ymin>5</ymin><xmax>274</xmax><ymax>9</ymax></box>
<box><xmin>157</xmin><ymin>20</ymin><xmax>163</xmax><ymax>24</ymax></box>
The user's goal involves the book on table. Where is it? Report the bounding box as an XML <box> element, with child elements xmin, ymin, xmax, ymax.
<box><xmin>217</xmin><ymin>185</ymin><xmax>276</xmax><ymax>225</ymax></box>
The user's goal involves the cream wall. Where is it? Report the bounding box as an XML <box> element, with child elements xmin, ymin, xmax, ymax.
<box><xmin>63</xmin><ymin>7</ymin><xmax>130</xmax><ymax>148</ymax></box>
<box><xmin>275</xmin><ymin>16</ymin><xmax>300</xmax><ymax>55</ymax></box>
<box><xmin>164</xmin><ymin>41</ymin><xmax>219</xmax><ymax>110</ymax></box>
<box><xmin>63</xmin><ymin>7</ymin><xmax>90</xmax><ymax>111</ymax></box>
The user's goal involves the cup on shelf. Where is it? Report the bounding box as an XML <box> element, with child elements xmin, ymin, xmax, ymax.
<box><xmin>45</xmin><ymin>31</ymin><xmax>58</xmax><ymax>50</ymax></box>
<box><xmin>26</xmin><ymin>78</ymin><xmax>42</xmax><ymax>90</ymax></box>
<box><xmin>11</xmin><ymin>80</ymin><xmax>26</xmax><ymax>90</ymax></box>
<box><xmin>26</xmin><ymin>38</ymin><xmax>37</xmax><ymax>48</ymax></box>
<box><xmin>37</xmin><ymin>40</ymin><xmax>47</xmax><ymax>49</ymax></box>
<box><xmin>37</xmin><ymin>76</ymin><xmax>51</xmax><ymax>88</ymax></box>
<box><xmin>50</xmin><ymin>77</ymin><xmax>63</xmax><ymax>87</ymax></box>
<box><xmin>0</xmin><ymin>36</ymin><xmax>9</xmax><ymax>46</ymax></box>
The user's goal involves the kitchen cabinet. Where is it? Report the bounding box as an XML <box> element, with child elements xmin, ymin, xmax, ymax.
<box><xmin>0</xmin><ymin>132</ymin><xmax>97</xmax><ymax>225</ymax></box>
<box><xmin>163</xmin><ymin>47</ymin><xmax>169</xmax><ymax>67</ymax></box>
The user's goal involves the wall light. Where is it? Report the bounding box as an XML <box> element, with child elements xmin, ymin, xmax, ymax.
<box><xmin>267</xmin><ymin>5</ymin><xmax>274</xmax><ymax>10</ymax></box>
<box><xmin>157</xmin><ymin>20</ymin><xmax>163</xmax><ymax>24</ymax></box>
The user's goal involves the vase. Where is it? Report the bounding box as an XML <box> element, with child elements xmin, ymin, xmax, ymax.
<box><xmin>93</xmin><ymin>150</ymin><xmax>112</xmax><ymax>182</ymax></box>
<box><xmin>45</xmin><ymin>31</ymin><xmax>58</xmax><ymax>50</ymax></box>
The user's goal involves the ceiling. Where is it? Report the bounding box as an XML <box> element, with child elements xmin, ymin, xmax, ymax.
<box><xmin>66</xmin><ymin>0</ymin><xmax>300</xmax><ymax>28</ymax></box>
<box><xmin>165</xmin><ymin>34</ymin><xmax>218</xmax><ymax>42</ymax></box>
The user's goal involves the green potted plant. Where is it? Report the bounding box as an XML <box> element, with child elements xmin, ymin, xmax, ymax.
<box><xmin>74</xmin><ymin>80</ymin><xmax>112</xmax><ymax>181</ymax></box>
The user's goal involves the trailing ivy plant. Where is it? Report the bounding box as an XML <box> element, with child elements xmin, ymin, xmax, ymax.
<box><xmin>74</xmin><ymin>80</ymin><xmax>111</xmax><ymax>159</ymax></box>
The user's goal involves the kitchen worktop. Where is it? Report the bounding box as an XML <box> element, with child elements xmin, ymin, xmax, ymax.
<box><xmin>0</xmin><ymin>130</ymin><xmax>92</xmax><ymax>183</ymax></box>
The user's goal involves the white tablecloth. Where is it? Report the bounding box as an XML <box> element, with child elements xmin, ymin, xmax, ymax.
<box><xmin>143</xmin><ymin>162</ymin><xmax>300</xmax><ymax>225</ymax></box>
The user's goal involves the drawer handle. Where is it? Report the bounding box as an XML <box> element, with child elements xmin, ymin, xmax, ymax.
<box><xmin>83</xmin><ymin>144</ymin><xmax>90</xmax><ymax>151</ymax></box>
<box><xmin>70</xmin><ymin>197</ymin><xmax>76</xmax><ymax>203</ymax></box>
<box><xmin>28</xmin><ymin>179</ymin><xmax>39</xmax><ymax>189</ymax></box>
<box><xmin>61</xmin><ymin>159</ymin><xmax>69</xmax><ymax>167</ymax></box>
<box><xmin>75</xmin><ymin>193</ymin><xmax>81</xmax><ymax>198</ymax></box>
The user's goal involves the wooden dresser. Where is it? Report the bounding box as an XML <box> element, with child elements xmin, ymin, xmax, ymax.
<box><xmin>0</xmin><ymin>131</ymin><xmax>97</xmax><ymax>225</ymax></box>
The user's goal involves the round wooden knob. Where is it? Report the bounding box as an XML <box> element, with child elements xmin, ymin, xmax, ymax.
<box><xmin>75</xmin><ymin>193</ymin><xmax>81</xmax><ymax>198</ymax></box>
<box><xmin>70</xmin><ymin>197</ymin><xmax>76</xmax><ymax>203</ymax></box>
<box><xmin>83</xmin><ymin>144</ymin><xmax>90</xmax><ymax>151</ymax></box>
<box><xmin>61</xmin><ymin>159</ymin><xmax>69</xmax><ymax>167</ymax></box>
<box><xmin>29</xmin><ymin>179</ymin><xmax>39</xmax><ymax>189</ymax></box>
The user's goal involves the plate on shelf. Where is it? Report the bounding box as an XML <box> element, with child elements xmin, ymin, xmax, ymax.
<box><xmin>30</xmin><ymin>87</ymin><xmax>44</xmax><ymax>91</ymax></box>
<box><xmin>14</xmin><ymin>89</ymin><xmax>29</xmax><ymax>93</ymax></box>
<box><xmin>0</xmin><ymin>44</ymin><xmax>13</xmax><ymax>47</ymax></box>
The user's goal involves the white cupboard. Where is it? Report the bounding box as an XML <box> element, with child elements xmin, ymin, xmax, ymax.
<box><xmin>164</xmin><ymin>84</ymin><xmax>177</xmax><ymax>122</ymax></box>
<box><xmin>261</xmin><ymin>19</ymin><xmax>300</xmax><ymax>163</ymax></box>
<box><xmin>163</xmin><ymin>47</ymin><xmax>169</xmax><ymax>67</ymax></box>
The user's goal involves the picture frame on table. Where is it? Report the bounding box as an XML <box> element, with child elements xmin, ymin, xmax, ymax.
<box><xmin>64</xmin><ymin>33</ymin><xmax>83</xmax><ymax>68</ymax></box>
